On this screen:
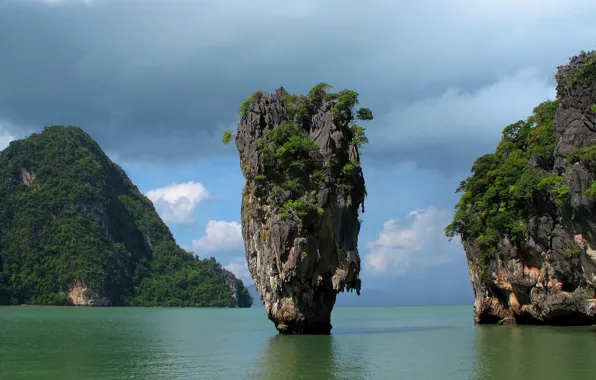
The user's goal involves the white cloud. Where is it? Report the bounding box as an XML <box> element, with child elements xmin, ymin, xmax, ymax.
<box><xmin>225</xmin><ymin>260</ymin><xmax>251</xmax><ymax>281</ymax></box>
<box><xmin>0</xmin><ymin>121</ymin><xmax>16</xmax><ymax>151</ymax></box>
<box><xmin>192</xmin><ymin>220</ymin><xmax>243</xmax><ymax>253</ymax></box>
<box><xmin>364</xmin><ymin>206</ymin><xmax>462</xmax><ymax>275</ymax></box>
<box><xmin>0</xmin><ymin>132</ymin><xmax>14</xmax><ymax>151</ymax></box>
<box><xmin>145</xmin><ymin>182</ymin><xmax>210</xmax><ymax>225</ymax></box>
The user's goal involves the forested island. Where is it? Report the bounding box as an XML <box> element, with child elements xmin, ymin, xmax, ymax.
<box><xmin>0</xmin><ymin>126</ymin><xmax>252</xmax><ymax>307</ymax></box>
<box><xmin>446</xmin><ymin>50</ymin><xmax>596</xmax><ymax>325</ymax></box>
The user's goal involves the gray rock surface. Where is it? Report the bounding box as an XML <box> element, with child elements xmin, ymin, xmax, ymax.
<box><xmin>233</xmin><ymin>88</ymin><xmax>365</xmax><ymax>333</ymax></box>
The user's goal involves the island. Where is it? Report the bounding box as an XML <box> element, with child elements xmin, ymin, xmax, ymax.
<box><xmin>223</xmin><ymin>83</ymin><xmax>373</xmax><ymax>333</ymax></box>
<box><xmin>446</xmin><ymin>50</ymin><xmax>596</xmax><ymax>325</ymax></box>
<box><xmin>0</xmin><ymin>126</ymin><xmax>252</xmax><ymax>308</ymax></box>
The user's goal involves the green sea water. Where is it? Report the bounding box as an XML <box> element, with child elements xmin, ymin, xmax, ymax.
<box><xmin>0</xmin><ymin>305</ymin><xmax>595</xmax><ymax>379</ymax></box>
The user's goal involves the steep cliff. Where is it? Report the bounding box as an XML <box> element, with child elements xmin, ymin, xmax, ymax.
<box><xmin>446</xmin><ymin>51</ymin><xmax>596</xmax><ymax>324</ymax></box>
<box><xmin>0</xmin><ymin>126</ymin><xmax>252</xmax><ymax>307</ymax></box>
<box><xmin>225</xmin><ymin>84</ymin><xmax>372</xmax><ymax>333</ymax></box>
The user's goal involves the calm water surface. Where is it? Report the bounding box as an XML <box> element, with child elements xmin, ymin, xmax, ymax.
<box><xmin>1</xmin><ymin>306</ymin><xmax>595</xmax><ymax>379</ymax></box>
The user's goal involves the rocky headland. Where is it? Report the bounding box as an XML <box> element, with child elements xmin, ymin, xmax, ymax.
<box><xmin>447</xmin><ymin>50</ymin><xmax>596</xmax><ymax>325</ymax></box>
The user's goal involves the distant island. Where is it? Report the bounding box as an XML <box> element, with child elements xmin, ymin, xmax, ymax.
<box><xmin>0</xmin><ymin>126</ymin><xmax>252</xmax><ymax>308</ymax></box>
<box><xmin>446</xmin><ymin>50</ymin><xmax>596</xmax><ymax>325</ymax></box>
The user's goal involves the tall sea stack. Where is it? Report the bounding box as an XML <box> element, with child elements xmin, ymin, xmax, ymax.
<box><xmin>447</xmin><ymin>51</ymin><xmax>596</xmax><ymax>325</ymax></box>
<box><xmin>227</xmin><ymin>84</ymin><xmax>372</xmax><ymax>333</ymax></box>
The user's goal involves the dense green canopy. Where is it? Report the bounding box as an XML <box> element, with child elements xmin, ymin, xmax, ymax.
<box><xmin>445</xmin><ymin>100</ymin><xmax>563</xmax><ymax>272</ymax></box>
<box><xmin>0</xmin><ymin>126</ymin><xmax>252</xmax><ymax>307</ymax></box>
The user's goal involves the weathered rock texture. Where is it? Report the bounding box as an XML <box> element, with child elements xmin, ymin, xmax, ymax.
<box><xmin>234</xmin><ymin>88</ymin><xmax>365</xmax><ymax>334</ymax></box>
<box><xmin>68</xmin><ymin>281</ymin><xmax>111</xmax><ymax>306</ymax></box>
<box><xmin>466</xmin><ymin>52</ymin><xmax>596</xmax><ymax>325</ymax></box>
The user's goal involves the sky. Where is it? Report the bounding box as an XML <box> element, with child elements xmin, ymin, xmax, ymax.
<box><xmin>1</xmin><ymin>0</ymin><xmax>596</xmax><ymax>305</ymax></box>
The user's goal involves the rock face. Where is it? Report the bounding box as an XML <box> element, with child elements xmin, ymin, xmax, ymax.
<box><xmin>68</xmin><ymin>281</ymin><xmax>111</xmax><ymax>306</ymax></box>
<box><xmin>233</xmin><ymin>86</ymin><xmax>369</xmax><ymax>333</ymax></box>
<box><xmin>450</xmin><ymin>51</ymin><xmax>596</xmax><ymax>325</ymax></box>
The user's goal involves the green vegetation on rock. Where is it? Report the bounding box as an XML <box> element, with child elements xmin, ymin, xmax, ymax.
<box><xmin>280</xmin><ymin>94</ymin><xmax>311</xmax><ymax>120</ymax></box>
<box><xmin>255</xmin><ymin>83</ymin><xmax>372</xmax><ymax>226</ymax></box>
<box><xmin>564</xmin><ymin>243</ymin><xmax>584</xmax><ymax>257</ymax></box>
<box><xmin>350</xmin><ymin>124</ymin><xmax>369</xmax><ymax>149</ymax></box>
<box><xmin>308</xmin><ymin>82</ymin><xmax>334</xmax><ymax>102</ymax></box>
<box><xmin>238</xmin><ymin>90</ymin><xmax>264</xmax><ymax>118</ymax></box>
<box><xmin>584</xmin><ymin>182</ymin><xmax>596</xmax><ymax>198</ymax></box>
<box><xmin>537</xmin><ymin>173</ymin><xmax>570</xmax><ymax>209</ymax></box>
<box><xmin>568</xmin><ymin>146</ymin><xmax>596</xmax><ymax>173</ymax></box>
<box><xmin>568</xmin><ymin>145</ymin><xmax>596</xmax><ymax>199</ymax></box>
<box><xmin>559</xmin><ymin>53</ymin><xmax>596</xmax><ymax>90</ymax></box>
<box><xmin>446</xmin><ymin>50</ymin><xmax>596</xmax><ymax>325</ymax></box>
<box><xmin>257</xmin><ymin>121</ymin><xmax>323</xmax><ymax>225</ymax></box>
<box><xmin>222</xmin><ymin>130</ymin><xmax>234</xmax><ymax>144</ymax></box>
<box><xmin>0</xmin><ymin>126</ymin><xmax>252</xmax><ymax>307</ymax></box>
<box><xmin>445</xmin><ymin>100</ymin><xmax>563</xmax><ymax>271</ymax></box>
<box><xmin>227</xmin><ymin>83</ymin><xmax>373</xmax><ymax>227</ymax></box>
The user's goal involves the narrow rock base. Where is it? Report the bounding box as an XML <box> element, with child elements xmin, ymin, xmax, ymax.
<box><xmin>265</xmin><ymin>290</ymin><xmax>337</xmax><ymax>334</ymax></box>
<box><xmin>275</xmin><ymin>320</ymin><xmax>332</xmax><ymax>335</ymax></box>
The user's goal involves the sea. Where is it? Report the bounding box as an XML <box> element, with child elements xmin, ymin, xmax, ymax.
<box><xmin>0</xmin><ymin>305</ymin><xmax>595</xmax><ymax>380</ymax></box>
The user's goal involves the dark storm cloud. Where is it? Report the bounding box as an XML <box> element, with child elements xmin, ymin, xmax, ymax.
<box><xmin>1</xmin><ymin>0</ymin><xmax>596</xmax><ymax>170</ymax></box>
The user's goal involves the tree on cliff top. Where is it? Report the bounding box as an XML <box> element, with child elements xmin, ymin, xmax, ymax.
<box><xmin>223</xmin><ymin>83</ymin><xmax>373</xmax><ymax>226</ymax></box>
<box><xmin>446</xmin><ymin>51</ymin><xmax>596</xmax><ymax>260</ymax></box>
<box><xmin>223</xmin><ymin>82</ymin><xmax>373</xmax><ymax>149</ymax></box>
<box><xmin>444</xmin><ymin>100</ymin><xmax>562</xmax><ymax>271</ymax></box>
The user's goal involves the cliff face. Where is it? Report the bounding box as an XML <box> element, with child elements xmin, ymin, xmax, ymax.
<box><xmin>0</xmin><ymin>126</ymin><xmax>252</xmax><ymax>307</ymax></box>
<box><xmin>68</xmin><ymin>281</ymin><xmax>111</xmax><ymax>306</ymax></box>
<box><xmin>231</xmin><ymin>85</ymin><xmax>371</xmax><ymax>333</ymax></box>
<box><xmin>448</xmin><ymin>51</ymin><xmax>596</xmax><ymax>325</ymax></box>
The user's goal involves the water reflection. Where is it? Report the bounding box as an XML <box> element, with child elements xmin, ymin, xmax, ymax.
<box><xmin>0</xmin><ymin>307</ymin><xmax>164</xmax><ymax>380</ymax></box>
<box><xmin>472</xmin><ymin>325</ymin><xmax>596</xmax><ymax>380</ymax></box>
<box><xmin>332</xmin><ymin>324</ymin><xmax>452</xmax><ymax>335</ymax></box>
<box><xmin>252</xmin><ymin>334</ymin><xmax>367</xmax><ymax>380</ymax></box>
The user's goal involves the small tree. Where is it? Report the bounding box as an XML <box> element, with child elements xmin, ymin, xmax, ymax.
<box><xmin>356</xmin><ymin>108</ymin><xmax>373</xmax><ymax>121</ymax></box>
<box><xmin>222</xmin><ymin>130</ymin><xmax>234</xmax><ymax>144</ymax></box>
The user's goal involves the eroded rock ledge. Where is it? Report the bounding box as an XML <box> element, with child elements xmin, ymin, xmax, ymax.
<box><xmin>228</xmin><ymin>84</ymin><xmax>372</xmax><ymax>333</ymax></box>
<box><xmin>448</xmin><ymin>51</ymin><xmax>596</xmax><ymax>325</ymax></box>
<box><xmin>68</xmin><ymin>281</ymin><xmax>111</xmax><ymax>306</ymax></box>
